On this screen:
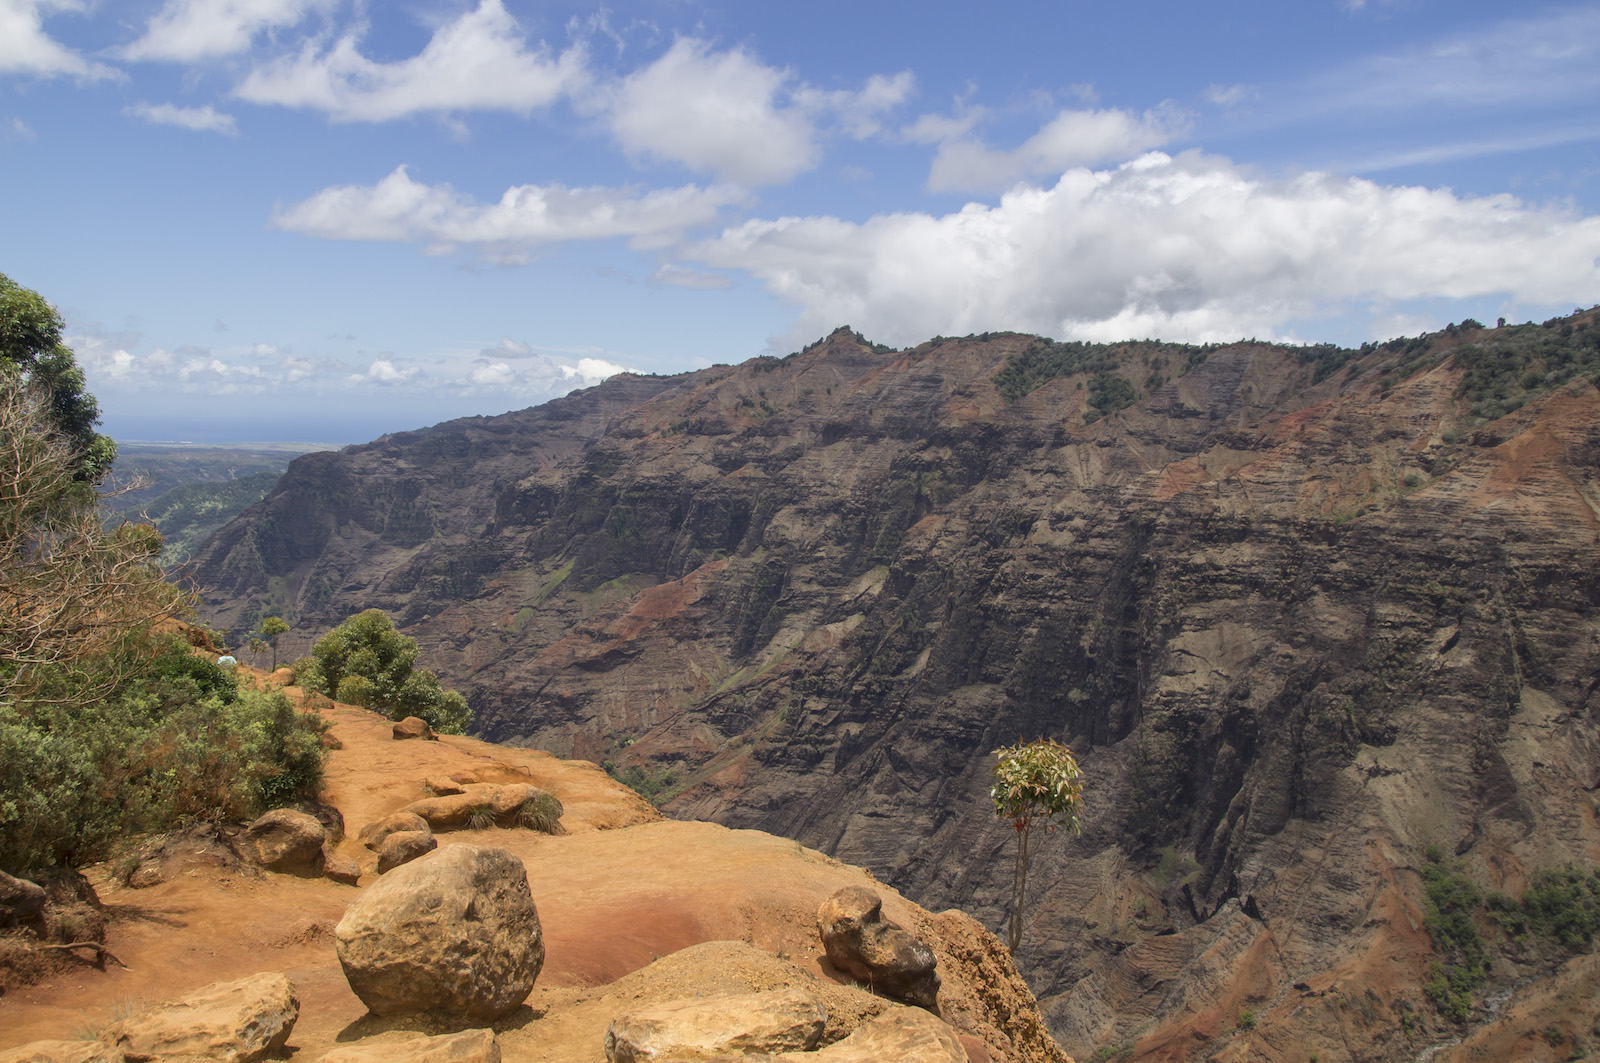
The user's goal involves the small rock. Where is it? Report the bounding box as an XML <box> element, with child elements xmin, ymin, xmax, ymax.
<box><xmin>0</xmin><ymin>1042</ymin><xmax>122</xmax><ymax>1063</ymax></box>
<box><xmin>393</xmin><ymin>717</ymin><xmax>436</xmax><ymax>741</ymax></box>
<box><xmin>604</xmin><ymin>988</ymin><xmax>827</xmax><ymax>1062</ymax></box>
<box><xmin>797</xmin><ymin>1007</ymin><xmax>968</xmax><ymax>1062</ymax></box>
<box><xmin>324</xmin><ymin>848</ymin><xmax>363</xmax><ymax>886</ymax></box>
<box><xmin>240</xmin><ymin>809</ymin><xmax>327</xmax><ymax>876</ymax></box>
<box><xmin>101</xmin><ymin>971</ymin><xmax>299</xmax><ymax>1063</ymax></box>
<box><xmin>377</xmin><ymin>831</ymin><xmax>438</xmax><ymax>873</ymax></box>
<box><xmin>818</xmin><ymin>887</ymin><xmax>940</xmax><ymax>1009</ymax></box>
<box><xmin>126</xmin><ymin>863</ymin><xmax>165</xmax><ymax>889</ymax></box>
<box><xmin>357</xmin><ymin>812</ymin><xmax>432</xmax><ymax>849</ymax></box>
<box><xmin>0</xmin><ymin>870</ymin><xmax>48</xmax><ymax>931</ymax></box>
<box><xmin>425</xmin><ymin>776</ymin><xmax>465</xmax><ymax>796</ymax></box>
<box><xmin>317</xmin><ymin>1029</ymin><xmax>500</xmax><ymax>1063</ymax></box>
<box><xmin>335</xmin><ymin>844</ymin><xmax>544</xmax><ymax>1020</ymax></box>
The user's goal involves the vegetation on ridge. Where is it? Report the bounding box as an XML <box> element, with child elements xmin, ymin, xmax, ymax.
<box><xmin>297</xmin><ymin>608</ymin><xmax>471</xmax><ymax>734</ymax></box>
<box><xmin>0</xmin><ymin>273</ymin><xmax>328</xmax><ymax>876</ymax></box>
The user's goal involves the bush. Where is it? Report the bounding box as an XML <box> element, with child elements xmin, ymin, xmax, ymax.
<box><xmin>309</xmin><ymin>609</ymin><xmax>471</xmax><ymax>733</ymax></box>
<box><xmin>0</xmin><ymin>635</ymin><xmax>327</xmax><ymax>874</ymax></box>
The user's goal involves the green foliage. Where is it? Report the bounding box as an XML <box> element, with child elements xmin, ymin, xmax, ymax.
<box><xmin>1421</xmin><ymin>851</ymin><xmax>1487</xmax><ymax>1022</ymax></box>
<box><xmin>309</xmin><ymin>609</ymin><xmax>471</xmax><ymax>733</ymax></box>
<box><xmin>1085</xmin><ymin>372</ymin><xmax>1136</xmax><ymax>421</ymax></box>
<box><xmin>140</xmin><ymin>472</ymin><xmax>280</xmax><ymax>567</ymax></box>
<box><xmin>1235</xmin><ymin>1009</ymin><xmax>1256</xmax><ymax>1031</ymax></box>
<box><xmin>1519</xmin><ymin>866</ymin><xmax>1600</xmax><ymax>947</ymax></box>
<box><xmin>992</xmin><ymin>738</ymin><xmax>1084</xmax><ymax>952</ymax></box>
<box><xmin>0</xmin><ymin>636</ymin><xmax>327</xmax><ymax>874</ymax></box>
<box><xmin>603</xmin><ymin>758</ymin><xmax>678</xmax><ymax>803</ymax></box>
<box><xmin>1452</xmin><ymin>319</ymin><xmax>1600</xmax><ymax>421</ymax></box>
<box><xmin>0</xmin><ymin>273</ymin><xmax>114</xmax><ymax>481</ymax></box>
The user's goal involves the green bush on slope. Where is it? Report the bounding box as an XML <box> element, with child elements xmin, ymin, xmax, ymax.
<box><xmin>306</xmin><ymin>608</ymin><xmax>471</xmax><ymax>734</ymax></box>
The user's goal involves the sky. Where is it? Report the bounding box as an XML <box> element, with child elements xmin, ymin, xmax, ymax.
<box><xmin>3</xmin><ymin>1</ymin><xmax>1599</xmax><ymax>444</ymax></box>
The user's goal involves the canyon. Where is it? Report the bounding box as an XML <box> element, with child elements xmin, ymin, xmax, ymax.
<box><xmin>192</xmin><ymin>316</ymin><xmax>1600</xmax><ymax>1061</ymax></box>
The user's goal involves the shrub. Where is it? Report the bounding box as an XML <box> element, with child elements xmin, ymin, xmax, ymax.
<box><xmin>308</xmin><ymin>609</ymin><xmax>470</xmax><ymax>733</ymax></box>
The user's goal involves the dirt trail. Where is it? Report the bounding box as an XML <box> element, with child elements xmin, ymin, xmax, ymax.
<box><xmin>0</xmin><ymin>680</ymin><xmax>1063</xmax><ymax>1062</ymax></box>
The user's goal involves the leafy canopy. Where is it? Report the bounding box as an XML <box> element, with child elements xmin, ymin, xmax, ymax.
<box><xmin>991</xmin><ymin>737</ymin><xmax>1084</xmax><ymax>953</ymax></box>
<box><xmin>307</xmin><ymin>608</ymin><xmax>471</xmax><ymax>734</ymax></box>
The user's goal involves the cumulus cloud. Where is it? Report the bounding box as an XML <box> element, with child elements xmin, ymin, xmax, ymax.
<box><xmin>122</xmin><ymin>0</ymin><xmax>330</xmax><ymax>62</ymax></box>
<box><xmin>234</xmin><ymin>0</ymin><xmax>585</xmax><ymax>122</ymax></box>
<box><xmin>684</xmin><ymin>150</ymin><xmax>1600</xmax><ymax>347</ymax></box>
<box><xmin>271</xmin><ymin>165</ymin><xmax>748</xmax><ymax>260</ymax></box>
<box><xmin>601</xmin><ymin>37</ymin><xmax>912</xmax><ymax>185</ymax></box>
<box><xmin>351</xmin><ymin>359</ymin><xmax>417</xmax><ymax>386</ymax></box>
<box><xmin>125</xmin><ymin>101</ymin><xmax>238</xmax><ymax>134</ymax></box>
<box><xmin>926</xmin><ymin>106</ymin><xmax>1188</xmax><ymax>193</ymax></box>
<box><xmin>0</xmin><ymin>0</ymin><xmax>118</xmax><ymax>80</ymax></box>
<box><xmin>460</xmin><ymin>348</ymin><xmax>628</xmax><ymax>397</ymax></box>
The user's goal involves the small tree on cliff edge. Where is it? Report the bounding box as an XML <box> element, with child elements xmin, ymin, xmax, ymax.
<box><xmin>310</xmin><ymin>609</ymin><xmax>471</xmax><ymax>734</ymax></box>
<box><xmin>991</xmin><ymin>737</ymin><xmax>1084</xmax><ymax>953</ymax></box>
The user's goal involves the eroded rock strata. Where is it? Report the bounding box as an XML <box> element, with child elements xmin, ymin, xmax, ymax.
<box><xmin>193</xmin><ymin>317</ymin><xmax>1600</xmax><ymax>1060</ymax></box>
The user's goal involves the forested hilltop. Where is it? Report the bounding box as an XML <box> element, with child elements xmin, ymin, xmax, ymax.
<box><xmin>193</xmin><ymin>312</ymin><xmax>1600</xmax><ymax>1059</ymax></box>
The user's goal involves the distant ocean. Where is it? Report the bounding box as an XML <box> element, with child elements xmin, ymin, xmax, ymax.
<box><xmin>102</xmin><ymin>413</ymin><xmax>416</xmax><ymax>447</ymax></box>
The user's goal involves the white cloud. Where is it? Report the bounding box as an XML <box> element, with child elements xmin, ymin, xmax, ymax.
<box><xmin>234</xmin><ymin>0</ymin><xmax>585</xmax><ymax>122</ymax></box>
<box><xmin>1205</xmin><ymin>83</ymin><xmax>1255</xmax><ymax>107</ymax></box>
<box><xmin>1305</xmin><ymin>6</ymin><xmax>1600</xmax><ymax>117</ymax></box>
<box><xmin>126</xmin><ymin>101</ymin><xmax>238</xmax><ymax>134</ymax></box>
<box><xmin>122</xmin><ymin>0</ymin><xmax>330</xmax><ymax>62</ymax></box>
<box><xmin>650</xmin><ymin>263</ymin><xmax>733</xmax><ymax>290</ymax></box>
<box><xmin>795</xmin><ymin>71</ymin><xmax>915</xmax><ymax>140</ymax></box>
<box><xmin>603</xmin><ymin>38</ymin><xmax>815</xmax><ymax>185</ymax></box>
<box><xmin>459</xmin><ymin>349</ymin><xmax>628</xmax><ymax>397</ymax></box>
<box><xmin>926</xmin><ymin>106</ymin><xmax>1188</xmax><ymax>193</ymax></box>
<box><xmin>601</xmin><ymin>37</ymin><xmax>911</xmax><ymax>185</ymax></box>
<box><xmin>272</xmin><ymin>165</ymin><xmax>748</xmax><ymax>260</ymax></box>
<box><xmin>0</xmin><ymin>0</ymin><xmax>118</xmax><ymax>80</ymax></box>
<box><xmin>351</xmin><ymin>359</ymin><xmax>416</xmax><ymax>386</ymax></box>
<box><xmin>685</xmin><ymin>150</ymin><xmax>1600</xmax><ymax>348</ymax></box>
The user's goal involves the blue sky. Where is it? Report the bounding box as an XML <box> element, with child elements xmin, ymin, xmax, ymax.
<box><xmin>3</xmin><ymin>1</ymin><xmax>1598</xmax><ymax>443</ymax></box>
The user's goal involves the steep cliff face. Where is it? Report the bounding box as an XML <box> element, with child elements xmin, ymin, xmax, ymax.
<box><xmin>192</xmin><ymin>317</ymin><xmax>1600</xmax><ymax>1060</ymax></box>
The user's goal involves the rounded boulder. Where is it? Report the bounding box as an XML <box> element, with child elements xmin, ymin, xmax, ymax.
<box><xmin>335</xmin><ymin>844</ymin><xmax>543</xmax><ymax>1020</ymax></box>
<box><xmin>241</xmin><ymin>809</ymin><xmax>327</xmax><ymax>876</ymax></box>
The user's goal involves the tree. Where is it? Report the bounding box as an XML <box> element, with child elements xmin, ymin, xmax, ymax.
<box><xmin>991</xmin><ymin>738</ymin><xmax>1084</xmax><ymax>953</ymax></box>
<box><xmin>259</xmin><ymin>616</ymin><xmax>289</xmax><ymax>671</ymax></box>
<box><xmin>0</xmin><ymin>372</ymin><xmax>184</xmax><ymax>709</ymax></box>
<box><xmin>310</xmin><ymin>609</ymin><xmax>471</xmax><ymax>734</ymax></box>
<box><xmin>0</xmin><ymin>273</ymin><xmax>115</xmax><ymax>481</ymax></box>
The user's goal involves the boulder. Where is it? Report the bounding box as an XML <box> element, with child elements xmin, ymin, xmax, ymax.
<box><xmin>487</xmin><ymin>783</ymin><xmax>546</xmax><ymax>817</ymax></box>
<box><xmin>100</xmin><ymin>972</ymin><xmax>299</xmax><ymax>1063</ymax></box>
<box><xmin>377</xmin><ymin>830</ymin><xmax>438</xmax><ymax>873</ymax></box>
<box><xmin>393</xmin><ymin>717</ymin><xmax>435</xmax><ymax>741</ymax></box>
<box><xmin>400</xmin><ymin>791</ymin><xmax>494</xmax><ymax>831</ymax></box>
<box><xmin>324</xmin><ymin>848</ymin><xmax>363</xmax><ymax>886</ymax></box>
<box><xmin>335</xmin><ymin>844</ymin><xmax>543</xmax><ymax>1020</ymax></box>
<box><xmin>0</xmin><ymin>870</ymin><xmax>48</xmax><ymax>931</ymax></box>
<box><xmin>0</xmin><ymin>1043</ymin><xmax>122</xmax><ymax>1063</ymax></box>
<box><xmin>798</xmin><ymin>1007</ymin><xmax>968</xmax><ymax>1062</ymax></box>
<box><xmin>267</xmin><ymin>667</ymin><xmax>295</xmax><ymax>687</ymax></box>
<box><xmin>425</xmin><ymin>775</ymin><xmax>465</xmax><ymax>796</ymax></box>
<box><xmin>240</xmin><ymin>809</ymin><xmax>327</xmax><ymax>876</ymax></box>
<box><xmin>317</xmin><ymin>1029</ymin><xmax>499</xmax><ymax>1063</ymax></box>
<box><xmin>818</xmin><ymin>887</ymin><xmax>940</xmax><ymax>1009</ymax></box>
<box><xmin>357</xmin><ymin>811</ymin><xmax>431</xmax><ymax>849</ymax></box>
<box><xmin>604</xmin><ymin>988</ymin><xmax>826</xmax><ymax>1062</ymax></box>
